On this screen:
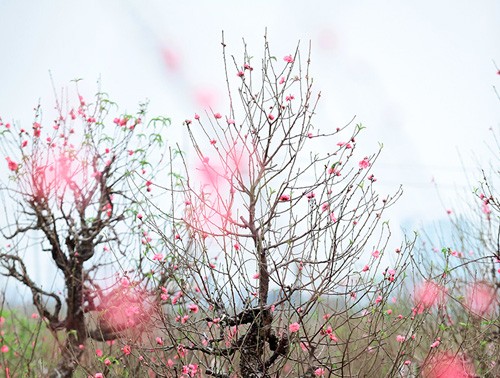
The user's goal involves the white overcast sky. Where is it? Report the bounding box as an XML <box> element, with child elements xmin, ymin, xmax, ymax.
<box><xmin>0</xmin><ymin>0</ymin><xmax>499</xmax><ymax>233</ymax></box>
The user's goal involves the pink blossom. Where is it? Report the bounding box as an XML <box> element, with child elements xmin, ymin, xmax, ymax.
<box><xmin>152</xmin><ymin>253</ymin><xmax>163</xmax><ymax>261</ymax></box>
<box><xmin>289</xmin><ymin>322</ymin><xmax>300</xmax><ymax>333</ymax></box>
<box><xmin>279</xmin><ymin>194</ymin><xmax>290</xmax><ymax>202</ymax></box>
<box><xmin>285</xmin><ymin>94</ymin><xmax>295</xmax><ymax>101</ymax></box>
<box><xmin>120</xmin><ymin>277</ymin><xmax>130</xmax><ymax>288</ymax></box>
<box><xmin>329</xmin><ymin>212</ymin><xmax>337</xmax><ymax>222</ymax></box>
<box><xmin>321</xmin><ymin>203</ymin><xmax>330</xmax><ymax>212</ymax></box>
<box><xmin>306</xmin><ymin>192</ymin><xmax>315</xmax><ymax>200</ymax></box>
<box><xmin>372</xmin><ymin>250</ymin><xmax>380</xmax><ymax>258</ymax></box>
<box><xmin>227</xmin><ymin>118</ymin><xmax>235</xmax><ymax>125</ymax></box>
<box><xmin>237</xmin><ymin>71</ymin><xmax>245</xmax><ymax>77</ymax></box>
<box><xmin>404</xmin><ymin>360</ymin><xmax>411</xmax><ymax>366</ymax></box>
<box><xmin>396</xmin><ymin>335</ymin><xmax>405</xmax><ymax>343</ymax></box>
<box><xmin>244</xmin><ymin>64</ymin><xmax>253</xmax><ymax>71</ymax></box>
<box><xmin>465</xmin><ymin>282</ymin><xmax>498</xmax><ymax>317</ymax></box>
<box><xmin>482</xmin><ymin>202</ymin><xmax>491</xmax><ymax>215</ymax></box>
<box><xmin>328</xmin><ymin>166</ymin><xmax>341</xmax><ymax>176</ymax></box>
<box><xmin>268</xmin><ymin>114</ymin><xmax>275</xmax><ymax>120</ymax></box>
<box><xmin>194</xmin><ymin>113</ymin><xmax>200</xmax><ymax>120</ymax></box>
<box><xmin>1</xmin><ymin>345</ymin><xmax>8</xmax><ymax>353</ymax></box>
<box><xmin>156</xmin><ymin>337</ymin><xmax>164</xmax><ymax>345</ymax></box>
<box><xmin>314</xmin><ymin>368</ymin><xmax>325</xmax><ymax>376</ymax></box>
<box><xmin>283</xmin><ymin>55</ymin><xmax>294</xmax><ymax>63</ymax></box>
<box><xmin>188</xmin><ymin>303</ymin><xmax>199</xmax><ymax>313</ymax></box>
<box><xmin>362</xmin><ymin>265</ymin><xmax>370</xmax><ymax>272</ymax></box>
<box><xmin>430</xmin><ymin>338</ymin><xmax>440</xmax><ymax>348</ymax></box>
<box><xmin>121</xmin><ymin>345</ymin><xmax>131</xmax><ymax>355</ymax></box>
<box><xmin>6</xmin><ymin>157</ymin><xmax>18</xmax><ymax>172</ymax></box>
<box><xmin>104</xmin><ymin>358</ymin><xmax>111</xmax><ymax>366</ymax></box>
<box><xmin>95</xmin><ymin>374</ymin><xmax>103</xmax><ymax>378</ymax></box>
<box><xmin>359</xmin><ymin>157</ymin><xmax>370</xmax><ymax>169</ymax></box>
<box><xmin>329</xmin><ymin>333</ymin><xmax>338</xmax><ymax>342</ymax></box>
<box><xmin>279</xmin><ymin>77</ymin><xmax>285</xmax><ymax>84</ymax></box>
<box><xmin>253</xmin><ymin>273</ymin><xmax>260</xmax><ymax>279</ymax></box>
<box><xmin>177</xmin><ymin>344</ymin><xmax>187</xmax><ymax>358</ymax></box>
<box><xmin>214</xmin><ymin>113</ymin><xmax>222</xmax><ymax>119</ymax></box>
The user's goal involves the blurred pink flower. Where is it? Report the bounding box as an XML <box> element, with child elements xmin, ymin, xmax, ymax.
<box><xmin>465</xmin><ymin>282</ymin><xmax>498</xmax><ymax>317</ymax></box>
<box><xmin>414</xmin><ymin>280</ymin><xmax>446</xmax><ymax>314</ymax></box>
<box><xmin>289</xmin><ymin>322</ymin><xmax>300</xmax><ymax>333</ymax></box>
<box><xmin>423</xmin><ymin>352</ymin><xmax>474</xmax><ymax>378</ymax></box>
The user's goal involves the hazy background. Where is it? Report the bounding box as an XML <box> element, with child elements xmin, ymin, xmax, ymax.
<box><xmin>0</xmin><ymin>0</ymin><xmax>499</xmax><ymax>292</ymax></box>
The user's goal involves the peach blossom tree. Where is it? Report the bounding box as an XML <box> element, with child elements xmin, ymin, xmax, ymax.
<box><xmin>137</xmin><ymin>36</ymin><xmax>416</xmax><ymax>378</ymax></box>
<box><xmin>0</xmin><ymin>86</ymin><xmax>173</xmax><ymax>377</ymax></box>
<box><xmin>406</xmin><ymin>130</ymin><xmax>499</xmax><ymax>378</ymax></box>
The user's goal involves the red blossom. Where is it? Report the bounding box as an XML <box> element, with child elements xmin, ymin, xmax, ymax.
<box><xmin>6</xmin><ymin>157</ymin><xmax>18</xmax><ymax>172</ymax></box>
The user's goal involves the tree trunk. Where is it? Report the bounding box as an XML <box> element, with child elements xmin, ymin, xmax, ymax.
<box><xmin>49</xmin><ymin>261</ymin><xmax>86</xmax><ymax>378</ymax></box>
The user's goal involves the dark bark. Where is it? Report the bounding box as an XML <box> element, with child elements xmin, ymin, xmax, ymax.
<box><xmin>49</xmin><ymin>260</ymin><xmax>86</xmax><ymax>378</ymax></box>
